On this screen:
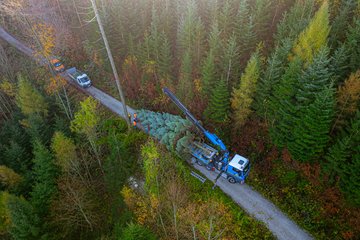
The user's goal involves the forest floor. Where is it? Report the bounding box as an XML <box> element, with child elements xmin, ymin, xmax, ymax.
<box><xmin>0</xmin><ymin>26</ymin><xmax>314</xmax><ymax>239</ymax></box>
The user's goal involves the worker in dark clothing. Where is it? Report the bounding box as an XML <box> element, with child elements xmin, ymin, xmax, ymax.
<box><xmin>128</xmin><ymin>113</ymin><xmax>131</xmax><ymax>123</ymax></box>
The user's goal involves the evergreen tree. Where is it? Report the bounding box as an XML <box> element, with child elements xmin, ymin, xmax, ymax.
<box><xmin>201</xmin><ymin>50</ymin><xmax>216</xmax><ymax>95</ymax></box>
<box><xmin>208</xmin><ymin>20</ymin><xmax>222</xmax><ymax>58</ymax></box>
<box><xmin>177</xmin><ymin>50</ymin><xmax>193</xmax><ymax>105</ymax></box>
<box><xmin>269</xmin><ymin>58</ymin><xmax>303</xmax><ymax>147</ymax></box>
<box><xmin>206</xmin><ymin>79</ymin><xmax>230</xmax><ymax>123</ymax></box>
<box><xmin>346</xmin><ymin>18</ymin><xmax>360</xmax><ymax>72</ymax></box>
<box><xmin>255</xmin><ymin>38</ymin><xmax>293</xmax><ymax>118</ymax></box>
<box><xmin>30</xmin><ymin>141</ymin><xmax>58</xmax><ymax>218</ymax></box>
<box><xmin>231</xmin><ymin>52</ymin><xmax>260</xmax><ymax>128</ymax></box>
<box><xmin>329</xmin><ymin>0</ymin><xmax>357</xmax><ymax>48</ymax></box>
<box><xmin>274</xmin><ymin>0</ymin><xmax>315</xmax><ymax>44</ymax></box>
<box><xmin>288</xmin><ymin>86</ymin><xmax>335</xmax><ymax>162</ymax></box>
<box><xmin>325</xmin><ymin>111</ymin><xmax>360</xmax><ymax>206</ymax></box>
<box><xmin>292</xmin><ymin>1</ymin><xmax>330</xmax><ymax>64</ymax></box>
<box><xmin>16</xmin><ymin>75</ymin><xmax>48</xmax><ymax>117</ymax></box>
<box><xmin>221</xmin><ymin>34</ymin><xmax>240</xmax><ymax>89</ymax></box>
<box><xmin>253</xmin><ymin>0</ymin><xmax>272</xmax><ymax>40</ymax></box>
<box><xmin>177</xmin><ymin>0</ymin><xmax>205</xmax><ymax>70</ymax></box>
<box><xmin>329</xmin><ymin>45</ymin><xmax>351</xmax><ymax>84</ymax></box>
<box><xmin>295</xmin><ymin>48</ymin><xmax>332</xmax><ymax>107</ymax></box>
<box><xmin>158</xmin><ymin>35</ymin><xmax>173</xmax><ymax>86</ymax></box>
<box><xmin>6</xmin><ymin>195</ymin><xmax>40</xmax><ymax>240</ymax></box>
<box><xmin>120</xmin><ymin>222</ymin><xmax>157</xmax><ymax>240</ymax></box>
<box><xmin>218</xmin><ymin>1</ymin><xmax>236</xmax><ymax>40</ymax></box>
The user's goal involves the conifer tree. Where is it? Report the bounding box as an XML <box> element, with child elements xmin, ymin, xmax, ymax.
<box><xmin>208</xmin><ymin>20</ymin><xmax>222</xmax><ymax>58</ymax></box>
<box><xmin>158</xmin><ymin>35</ymin><xmax>173</xmax><ymax>86</ymax></box>
<box><xmin>177</xmin><ymin>0</ymin><xmax>205</xmax><ymax>69</ymax></box>
<box><xmin>329</xmin><ymin>45</ymin><xmax>351</xmax><ymax>84</ymax></box>
<box><xmin>325</xmin><ymin>111</ymin><xmax>360</xmax><ymax>205</ymax></box>
<box><xmin>6</xmin><ymin>195</ymin><xmax>40</xmax><ymax>240</ymax></box>
<box><xmin>30</xmin><ymin>142</ymin><xmax>58</xmax><ymax>218</ymax></box>
<box><xmin>275</xmin><ymin>0</ymin><xmax>315</xmax><ymax>44</ymax></box>
<box><xmin>231</xmin><ymin>53</ymin><xmax>260</xmax><ymax>128</ymax></box>
<box><xmin>295</xmin><ymin>48</ymin><xmax>332</xmax><ymax>107</ymax></box>
<box><xmin>329</xmin><ymin>0</ymin><xmax>357</xmax><ymax>48</ymax></box>
<box><xmin>269</xmin><ymin>58</ymin><xmax>303</xmax><ymax>147</ymax></box>
<box><xmin>292</xmin><ymin>1</ymin><xmax>330</xmax><ymax>64</ymax></box>
<box><xmin>16</xmin><ymin>75</ymin><xmax>48</xmax><ymax>117</ymax></box>
<box><xmin>206</xmin><ymin>79</ymin><xmax>230</xmax><ymax>123</ymax></box>
<box><xmin>255</xmin><ymin>38</ymin><xmax>293</xmax><ymax>118</ymax></box>
<box><xmin>201</xmin><ymin>50</ymin><xmax>216</xmax><ymax>95</ymax></box>
<box><xmin>253</xmin><ymin>0</ymin><xmax>272</xmax><ymax>40</ymax></box>
<box><xmin>345</xmin><ymin>18</ymin><xmax>360</xmax><ymax>72</ymax></box>
<box><xmin>288</xmin><ymin>86</ymin><xmax>335</xmax><ymax>162</ymax></box>
<box><xmin>218</xmin><ymin>1</ymin><xmax>236</xmax><ymax>40</ymax></box>
<box><xmin>221</xmin><ymin>34</ymin><xmax>240</xmax><ymax>88</ymax></box>
<box><xmin>177</xmin><ymin>50</ymin><xmax>193</xmax><ymax>105</ymax></box>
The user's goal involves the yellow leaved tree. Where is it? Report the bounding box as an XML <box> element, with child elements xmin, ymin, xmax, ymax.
<box><xmin>231</xmin><ymin>52</ymin><xmax>260</xmax><ymax>129</ymax></box>
<box><xmin>292</xmin><ymin>1</ymin><xmax>330</xmax><ymax>64</ymax></box>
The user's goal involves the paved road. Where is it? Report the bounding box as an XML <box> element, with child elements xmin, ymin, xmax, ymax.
<box><xmin>0</xmin><ymin>26</ymin><xmax>313</xmax><ymax>240</ymax></box>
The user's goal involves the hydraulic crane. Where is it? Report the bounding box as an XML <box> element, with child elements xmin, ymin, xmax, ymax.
<box><xmin>163</xmin><ymin>88</ymin><xmax>250</xmax><ymax>184</ymax></box>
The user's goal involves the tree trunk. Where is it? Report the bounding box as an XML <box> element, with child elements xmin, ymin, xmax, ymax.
<box><xmin>89</xmin><ymin>0</ymin><xmax>130</xmax><ymax>128</ymax></box>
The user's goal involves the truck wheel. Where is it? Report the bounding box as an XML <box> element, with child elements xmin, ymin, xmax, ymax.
<box><xmin>228</xmin><ymin>177</ymin><xmax>236</xmax><ymax>184</ymax></box>
<box><xmin>196</xmin><ymin>160</ymin><xmax>203</xmax><ymax>166</ymax></box>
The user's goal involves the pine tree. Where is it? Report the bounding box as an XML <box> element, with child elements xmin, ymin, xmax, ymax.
<box><xmin>177</xmin><ymin>0</ymin><xmax>205</xmax><ymax>69</ymax></box>
<box><xmin>6</xmin><ymin>195</ymin><xmax>41</xmax><ymax>240</ymax></box>
<box><xmin>346</xmin><ymin>18</ymin><xmax>360</xmax><ymax>72</ymax></box>
<box><xmin>292</xmin><ymin>1</ymin><xmax>330</xmax><ymax>64</ymax></box>
<box><xmin>269</xmin><ymin>58</ymin><xmax>303</xmax><ymax>147</ymax></box>
<box><xmin>158</xmin><ymin>35</ymin><xmax>173</xmax><ymax>86</ymax></box>
<box><xmin>325</xmin><ymin>111</ymin><xmax>360</xmax><ymax>205</ymax></box>
<box><xmin>30</xmin><ymin>141</ymin><xmax>58</xmax><ymax>218</ymax></box>
<box><xmin>274</xmin><ymin>0</ymin><xmax>315</xmax><ymax>44</ymax></box>
<box><xmin>253</xmin><ymin>0</ymin><xmax>272</xmax><ymax>40</ymax></box>
<box><xmin>177</xmin><ymin>50</ymin><xmax>193</xmax><ymax>105</ymax></box>
<box><xmin>231</xmin><ymin>52</ymin><xmax>260</xmax><ymax>128</ymax></box>
<box><xmin>329</xmin><ymin>45</ymin><xmax>351</xmax><ymax>84</ymax></box>
<box><xmin>255</xmin><ymin>38</ymin><xmax>293</xmax><ymax>118</ymax></box>
<box><xmin>329</xmin><ymin>0</ymin><xmax>357</xmax><ymax>48</ymax></box>
<box><xmin>206</xmin><ymin>79</ymin><xmax>231</xmax><ymax>123</ymax></box>
<box><xmin>218</xmin><ymin>1</ymin><xmax>236</xmax><ymax>40</ymax></box>
<box><xmin>201</xmin><ymin>50</ymin><xmax>216</xmax><ymax>95</ymax></box>
<box><xmin>208</xmin><ymin>20</ymin><xmax>222</xmax><ymax>58</ymax></box>
<box><xmin>16</xmin><ymin>75</ymin><xmax>48</xmax><ymax>117</ymax></box>
<box><xmin>295</xmin><ymin>48</ymin><xmax>332</xmax><ymax>107</ymax></box>
<box><xmin>121</xmin><ymin>222</ymin><xmax>157</xmax><ymax>240</ymax></box>
<box><xmin>288</xmin><ymin>86</ymin><xmax>335</xmax><ymax>162</ymax></box>
<box><xmin>221</xmin><ymin>34</ymin><xmax>240</xmax><ymax>89</ymax></box>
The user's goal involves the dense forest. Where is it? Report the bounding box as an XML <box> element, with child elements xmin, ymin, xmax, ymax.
<box><xmin>0</xmin><ymin>0</ymin><xmax>359</xmax><ymax>239</ymax></box>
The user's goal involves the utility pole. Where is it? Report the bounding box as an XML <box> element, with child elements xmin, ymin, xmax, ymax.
<box><xmin>89</xmin><ymin>0</ymin><xmax>130</xmax><ymax>127</ymax></box>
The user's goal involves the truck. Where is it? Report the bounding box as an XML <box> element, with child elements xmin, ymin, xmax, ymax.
<box><xmin>163</xmin><ymin>88</ymin><xmax>250</xmax><ymax>184</ymax></box>
<box><xmin>66</xmin><ymin>67</ymin><xmax>92</xmax><ymax>88</ymax></box>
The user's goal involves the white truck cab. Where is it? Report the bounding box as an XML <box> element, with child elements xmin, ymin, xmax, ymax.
<box><xmin>66</xmin><ymin>67</ymin><xmax>92</xmax><ymax>88</ymax></box>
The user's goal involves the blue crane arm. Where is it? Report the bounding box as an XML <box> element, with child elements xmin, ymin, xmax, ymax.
<box><xmin>163</xmin><ymin>87</ymin><xmax>228</xmax><ymax>152</ymax></box>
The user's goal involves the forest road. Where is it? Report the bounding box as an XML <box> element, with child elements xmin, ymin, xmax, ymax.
<box><xmin>0</xmin><ymin>26</ymin><xmax>313</xmax><ymax>240</ymax></box>
<box><xmin>194</xmin><ymin>164</ymin><xmax>313</xmax><ymax>240</ymax></box>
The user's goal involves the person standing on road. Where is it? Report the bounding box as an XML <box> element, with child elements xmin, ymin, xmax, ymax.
<box><xmin>133</xmin><ymin>113</ymin><xmax>138</xmax><ymax>128</ymax></box>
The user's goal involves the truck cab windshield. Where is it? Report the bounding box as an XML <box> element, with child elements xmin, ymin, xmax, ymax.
<box><xmin>79</xmin><ymin>77</ymin><xmax>89</xmax><ymax>83</ymax></box>
<box><xmin>54</xmin><ymin>62</ymin><xmax>62</xmax><ymax>67</ymax></box>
